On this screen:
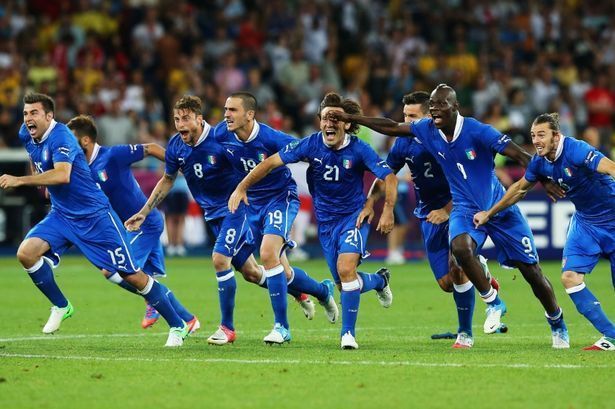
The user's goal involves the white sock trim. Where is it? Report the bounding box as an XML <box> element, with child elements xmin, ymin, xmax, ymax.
<box><xmin>216</xmin><ymin>270</ymin><xmax>235</xmax><ymax>282</ymax></box>
<box><xmin>565</xmin><ymin>282</ymin><xmax>586</xmax><ymax>294</ymax></box>
<box><xmin>25</xmin><ymin>258</ymin><xmax>44</xmax><ymax>274</ymax></box>
<box><xmin>545</xmin><ymin>307</ymin><xmax>562</xmax><ymax>320</ymax></box>
<box><xmin>258</xmin><ymin>265</ymin><xmax>267</xmax><ymax>285</ymax></box>
<box><xmin>480</xmin><ymin>288</ymin><xmax>497</xmax><ymax>303</ymax></box>
<box><xmin>107</xmin><ymin>272</ymin><xmax>123</xmax><ymax>284</ymax></box>
<box><xmin>341</xmin><ymin>279</ymin><xmax>361</xmax><ymax>292</ymax></box>
<box><xmin>137</xmin><ymin>276</ymin><xmax>155</xmax><ymax>295</ymax></box>
<box><xmin>453</xmin><ymin>281</ymin><xmax>474</xmax><ymax>293</ymax></box>
<box><xmin>287</xmin><ymin>268</ymin><xmax>295</xmax><ymax>285</ymax></box>
<box><xmin>264</xmin><ymin>264</ymin><xmax>284</xmax><ymax>278</ymax></box>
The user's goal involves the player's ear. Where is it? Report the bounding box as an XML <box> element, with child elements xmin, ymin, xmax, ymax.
<box><xmin>344</xmin><ymin>122</ymin><xmax>351</xmax><ymax>131</ymax></box>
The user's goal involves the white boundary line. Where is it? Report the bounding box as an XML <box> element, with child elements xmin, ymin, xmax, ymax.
<box><xmin>0</xmin><ymin>352</ymin><xmax>612</xmax><ymax>369</ymax></box>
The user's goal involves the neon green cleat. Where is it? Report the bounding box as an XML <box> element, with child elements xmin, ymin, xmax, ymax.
<box><xmin>42</xmin><ymin>301</ymin><xmax>74</xmax><ymax>334</ymax></box>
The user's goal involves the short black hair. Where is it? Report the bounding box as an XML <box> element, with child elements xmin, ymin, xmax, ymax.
<box><xmin>318</xmin><ymin>92</ymin><xmax>362</xmax><ymax>134</ymax></box>
<box><xmin>229</xmin><ymin>92</ymin><xmax>257</xmax><ymax>112</ymax></box>
<box><xmin>23</xmin><ymin>92</ymin><xmax>55</xmax><ymax>114</ymax></box>
<box><xmin>402</xmin><ymin>91</ymin><xmax>430</xmax><ymax>115</ymax></box>
<box><xmin>67</xmin><ymin>115</ymin><xmax>98</xmax><ymax>142</ymax></box>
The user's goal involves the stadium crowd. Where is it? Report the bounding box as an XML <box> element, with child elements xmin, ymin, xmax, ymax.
<box><xmin>0</xmin><ymin>0</ymin><xmax>613</xmax><ymax>157</ymax></box>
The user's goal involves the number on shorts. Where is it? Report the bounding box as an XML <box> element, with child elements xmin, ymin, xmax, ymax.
<box><xmin>107</xmin><ymin>247</ymin><xmax>126</xmax><ymax>266</ymax></box>
<box><xmin>268</xmin><ymin>210</ymin><xmax>283</xmax><ymax>226</ymax></box>
<box><xmin>225</xmin><ymin>228</ymin><xmax>237</xmax><ymax>244</ymax></box>
<box><xmin>521</xmin><ymin>236</ymin><xmax>533</xmax><ymax>254</ymax></box>
<box><xmin>344</xmin><ymin>229</ymin><xmax>358</xmax><ymax>244</ymax></box>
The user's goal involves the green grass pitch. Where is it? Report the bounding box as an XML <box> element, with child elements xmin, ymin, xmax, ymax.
<box><xmin>0</xmin><ymin>256</ymin><xmax>613</xmax><ymax>408</ymax></box>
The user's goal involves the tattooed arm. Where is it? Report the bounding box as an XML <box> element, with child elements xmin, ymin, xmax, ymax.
<box><xmin>124</xmin><ymin>172</ymin><xmax>176</xmax><ymax>231</ymax></box>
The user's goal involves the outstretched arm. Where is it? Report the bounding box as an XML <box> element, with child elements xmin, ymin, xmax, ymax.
<box><xmin>142</xmin><ymin>143</ymin><xmax>166</xmax><ymax>161</ymax></box>
<box><xmin>0</xmin><ymin>162</ymin><xmax>71</xmax><ymax>189</ymax></box>
<box><xmin>326</xmin><ymin>110</ymin><xmax>413</xmax><ymax>137</ymax></box>
<box><xmin>125</xmin><ymin>172</ymin><xmax>176</xmax><ymax>231</ymax></box>
<box><xmin>228</xmin><ymin>153</ymin><xmax>284</xmax><ymax>213</ymax></box>
<box><xmin>474</xmin><ymin>176</ymin><xmax>535</xmax><ymax>227</ymax></box>
<box><xmin>596</xmin><ymin>157</ymin><xmax>615</xmax><ymax>178</ymax></box>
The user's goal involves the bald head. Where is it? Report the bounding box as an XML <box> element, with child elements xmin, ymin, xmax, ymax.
<box><xmin>429</xmin><ymin>84</ymin><xmax>459</xmax><ymax>131</ymax></box>
<box><xmin>431</xmin><ymin>84</ymin><xmax>457</xmax><ymax>105</ymax></box>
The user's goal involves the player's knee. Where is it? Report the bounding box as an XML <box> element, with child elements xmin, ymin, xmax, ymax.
<box><xmin>561</xmin><ymin>270</ymin><xmax>583</xmax><ymax>289</ymax></box>
<box><xmin>212</xmin><ymin>253</ymin><xmax>231</xmax><ymax>272</ymax></box>
<box><xmin>259</xmin><ymin>246</ymin><xmax>279</xmax><ymax>267</ymax></box>
<box><xmin>337</xmin><ymin>264</ymin><xmax>357</xmax><ymax>282</ymax></box>
<box><xmin>239</xmin><ymin>265</ymin><xmax>261</xmax><ymax>284</ymax></box>
<box><xmin>437</xmin><ymin>276</ymin><xmax>453</xmax><ymax>292</ymax></box>
<box><xmin>451</xmin><ymin>244</ymin><xmax>473</xmax><ymax>265</ymax></box>
<box><xmin>16</xmin><ymin>243</ymin><xmax>41</xmax><ymax>268</ymax></box>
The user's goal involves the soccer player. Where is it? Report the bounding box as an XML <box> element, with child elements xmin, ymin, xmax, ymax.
<box><xmin>474</xmin><ymin>113</ymin><xmax>615</xmax><ymax>351</ymax></box>
<box><xmin>229</xmin><ymin>92</ymin><xmax>396</xmax><ymax>349</ymax></box>
<box><xmin>125</xmin><ymin>95</ymin><xmax>337</xmax><ymax>345</ymax></box>
<box><xmin>66</xmin><ymin>115</ymin><xmax>199</xmax><ymax>331</ymax></box>
<box><xmin>365</xmin><ymin>91</ymin><xmax>498</xmax><ymax>348</ymax></box>
<box><xmin>215</xmin><ymin>92</ymin><xmax>339</xmax><ymax>345</ymax></box>
<box><xmin>327</xmin><ymin>84</ymin><xmax>570</xmax><ymax>348</ymax></box>
<box><xmin>0</xmin><ymin>92</ymin><xmax>191</xmax><ymax>347</ymax></box>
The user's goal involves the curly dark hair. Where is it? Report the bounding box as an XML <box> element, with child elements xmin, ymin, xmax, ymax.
<box><xmin>318</xmin><ymin>92</ymin><xmax>362</xmax><ymax>134</ymax></box>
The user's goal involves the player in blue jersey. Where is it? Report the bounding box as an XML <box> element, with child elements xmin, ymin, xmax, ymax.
<box><xmin>229</xmin><ymin>93</ymin><xmax>397</xmax><ymax>349</ymax></box>
<box><xmin>328</xmin><ymin>84</ymin><xmax>570</xmax><ymax>348</ymax></box>
<box><xmin>66</xmin><ymin>115</ymin><xmax>199</xmax><ymax>332</ymax></box>
<box><xmin>475</xmin><ymin>112</ymin><xmax>615</xmax><ymax>351</ymax></box>
<box><xmin>216</xmin><ymin>92</ymin><xmax>339</xmax><ymax>345</ymax></box>
<box><xmin>365</xmin><ymin>91</ymin><xmax>499</xmax><ymax>348</ymax></box>
<box><xmin>125</xmin><ymin>95</ymin><xmax>337</xmax><ymax>345</ymax></box>
<box><xmin>0</xmin><ymin>93</ymin><xmax>192</xmax><ymax>347</ymax></box>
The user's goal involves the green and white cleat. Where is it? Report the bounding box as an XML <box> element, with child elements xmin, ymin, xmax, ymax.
<box><xmin>165</xmin><ymin>323</ymin><xmax>189</xmax><ymax>347</ymax></box>
<box><xmin>319</xmin><ymin>279</ymin><xmax>339</xmax><ymax>323</ymax></box>
<box><xmin>42</xmin><ymin>301</ymin><xmax>74</xmax><ymax>334</ymax></box>
<box><xmin>376</xmin><ymin>268</ymin><xmax>393</xmax><ymax>308</ymax></box>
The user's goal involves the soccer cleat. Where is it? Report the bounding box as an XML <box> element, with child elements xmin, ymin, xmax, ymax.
<box><xmin>295</xmin><ymin>293</ymin><xmax>315</xmax><ymax>320</ymax></box>
<box><xmin>186</xmin><ymin>316</ymin><xmax>201</xmax><ymax>335</ymax></box>
<box><xmin>263</xmin><ymin>323</ymin><xmax>291</xmax><ymax>345</ymax></box>
<box><xmin>341</xmin><ymin>331</ymin><xmax>359</xmax><ymax>349</ymax></box>
<box><xmin>207</xmin><ymin>325</ymin><xmax>237</xmax><ymax>345</ymax></box>
<box><xmin>385</xmin><ymin>250</ymin><xmax>405</xmax><ymax>265</ymax></box>
<box><xmin>583</xmin><ymin>336</ymin><xmax>615</xmax><ymax>351</ymax></box>
<box><xmin>164</xmin><ymin>324</ymin><xmax>189</xmax><ymax>347</ymax></box>
<box><xmin>484</xmin><ymin>300</ymin><xmax>507</xmax><ymax>334</ymax></box>
<box><xmin>376</xmin><ymin>267</ymin><xmax>393</xmax><ymax>308</ymax></box>
<box><xmin>141</xmin><ymin>303</ymin><xmax>160</xmax><ymax>329</ymax></box>
<box><xmin>452</xmin><ymin>332</ymin><xmax>474</xmax><ymax>349</ymax></box>
<box><xmin>42</xmin><ymin>301</ymin><xmax>74</xmax><ymax>334</ymax></box>
<box><xmin>551</xmin><ymin>328</ymin><xmax>570</xmax><ymax>349</ymax></box>
<box><xmin>478</xmin><ymin>255</ymin><xmax>499</xmax><ymax>292</ymax></box>
<box><xmin>319</xmin><ymin>279</ymin><xmax>339</xmax><ymax>323</ymax></box>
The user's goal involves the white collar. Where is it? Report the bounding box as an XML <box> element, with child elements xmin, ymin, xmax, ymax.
<box><xmin>33</xmin><ymin>119</ymin><xmax>57</xmax><ymax>144</ymax></box>
<box><xmin>89</xmin><ymin>143</ymin><xmax>101</xmax><ymax>165</ymax></box>
<box><xmin>322</xmin><ymin>132</ymin><xmax>351</xmax><ymax>150</ymax></box>
<box><xmin>438</xmin><ymin>114</ymin><xmax>464</xmax><ymax>143</ymax></box>
<box><xmin>234</xmin><ymin>120</ymin><xmax>260</xmax><ymax>143</ymax></box>
<box><xmin>545</xmin><ymin>135</ymin><xmax>565</xmax><ymax>163</ymax></box>
<box><xmin>192</xmin><ymin>121</ymin><xmax>212</xmax><ymax>147</ymax></box>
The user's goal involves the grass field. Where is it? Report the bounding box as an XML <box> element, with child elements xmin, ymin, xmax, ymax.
<box><xmin>0</xmin><ymin>256</ymin><xmax>613</xmax><ymax>409</ymax></box>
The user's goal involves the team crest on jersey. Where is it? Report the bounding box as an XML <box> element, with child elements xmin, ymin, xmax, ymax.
<box><xmin>465</xmin><ymin>149</ymin><xmax>476</xmax><ymax>160</ymax></box>
<box><xmin>564</xmin><ymin>167</ymin><xmax>572</xmax><ymax>177</ymax></box>
<box><xmin>98</xmin><ymin>169</ymin><xmax>108</xmax><ymax>182</ymax></box>
<box><xmin>343</xmin><ymin>158</ymin><xmax>352</xmax><ymax>169</ymax></box>
<box><xmin>258</xmin><ymin>153</ymin><xmax>267</xmax><ymax>162</ymax></box>
<box><xmin>207</xmin><ymin>155</ymin><xmax>217</xmax><ymax>165</ymax></box>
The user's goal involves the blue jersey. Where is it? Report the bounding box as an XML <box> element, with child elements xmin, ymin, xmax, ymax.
<box><xmin>165</xmin><ymin>122</ymin><xmax>239</xmax><ymax>221</ymax></box>
<box><xmin>278</xmin><ymin>132</ymin><xmax>392</xmax><ymax>224</ymax></box>
<box><xmin>409</xmin><ymin>116</ymin><xmax>511</xmax><ymax>211</ymax></box>
<box><xmin>19</xmin><ymin>121</ymin><xmax>110</xmax><ymax>218</ymax></box>
<box><xmin>386</xmin><ymin>137</ymin><xmax>451</xmax><ymax>219</ymax></box>
<box><xmin>214</xmin><ymin>121</ymin><xmax>298</xmax><ymax>204</ymax></box>
<box><xmin>525</xmin><ymin>137</ymin><xmax>615</xmax><ymax>224</ymax></box>
<box><xmin>88</xmin><ymin>144</ymin><xmax>163</xmax><ymax>228</ymax></box>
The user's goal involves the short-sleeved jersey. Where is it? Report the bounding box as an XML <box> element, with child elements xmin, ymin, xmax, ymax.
<box><xmin>278</xmin><ymin>132</ymin><xmax>392</xmax><ymax>223</ymax></box>
<box><xmin>525</xmin><ymin>137</ymin><xmax>615</xmax><ymax>223</ymax></box>
<box><xmin>409</xmin><ymin>116</ymin><xmax>511</xmax><ymax>211</ymax></box>
<box><xmin>88</xmin><ymin>144</ymin><xmax>163</xmax><ymax>227</ymax></box>
<box><xmin>19</xmin><ymin>121</ymin><xmax>110</xmax><ymax>218</ymax></box>
<box><xmin>165</xmin><ymin>122</ymin><xmax>239</xmax><ymax>221</ymax></box>
<box><xmin>214</xmin><ymin>121</ymin><xmax>298</xmax><ymax>204</ymax></box>
<box><xmin>387</xmin><ymin>137</ymin><xmax>451</xmax><ymax>219</ymax></box>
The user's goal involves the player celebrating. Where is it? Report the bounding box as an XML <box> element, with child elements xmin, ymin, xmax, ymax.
<box><xmin>126</xmin><ymin>95</ymin><xmax>337</xmax><ymax>346</ymax></box>
<box><xmin>229</xmin><ymin>93</ymin><xmax>396</xmax><ymax>349</ymax></box>
<box><xmin>366</xmin><ymin>91</ymin><xmax>499</xmax><ymax>348</ymax></box>
<box><xmin>327</xmin><ymin>84</ymin><xmax>570</xmax><ymax>349</ymax></box>
<box><xmin>67</xmin><ymin>115</ymin><xmax>199</xmax><ymax>332</ymax></box>
<box><xmin>475</xmin><ymin>113</ymin><xmax>615</xmax><ymax>351</ymax></box>
<box><xmin>0</xmin><ymin>93</ymin><xmax>191</xmax><ymax>347</ymax></box>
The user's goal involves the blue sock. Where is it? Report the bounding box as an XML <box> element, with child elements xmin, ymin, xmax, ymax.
<box><xmin>545</xmin><ymin>307</ymin><xmax>567</xmax><ymax>331</ymax></box>
<box><xmin>568</xmin><ymin>284</ymin><xmax>615</xmax><ymax>337</ymax></box>
<box><xmin>453</xmin><ymin>281</ymin><xmax>475</xmax><ymax>336</ymax></box>
<box><xmin>479</xmin><ymin>287</ymin><xmax>502</xmax><ymax>306</ymax></box>
<box><xmin>139</xmin><ymin>278</ymin><xmax>184</xmax><ymax>328</ymax></box>
<box><xmin>341</xmin><ymin>280</ymin><xmax>361</xmax><ymax>337</ymax></box>
<box><xmin>258</xmin><ymin>267</ymin><xmax>302</xmax><ymax>301</ymax></box>
<box><xmin>166</xmin><ymin>290</ymin><xmax>194</xmax><ymax>323</ymax></box>
<box><xmin>358</xmin><ymin>271</ymin><xmax>385</xmax><ymax>293</ymax></box>
<box><xmin>288</xmin><ymin>267</ymin><xmax>328</xmax><ymax>301</ymax></box>
<box><xmin>265</xmin><ymin>265</ymin><xmax>289</xmax><ymax>329</ymax></box>
<box><xmin>106</xmin><ymin>272</ymin><xmax>139</xmax><ymax>294</ymax></box>
<box><xmin>26</xmin><ymin>259</ymin><xmax>68</xmax><ymax>308</ymax></box>
<box><xmin>216</xmin><ymin>268</ymin><xmax>236</xmax><ymax>330</ymax></box>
